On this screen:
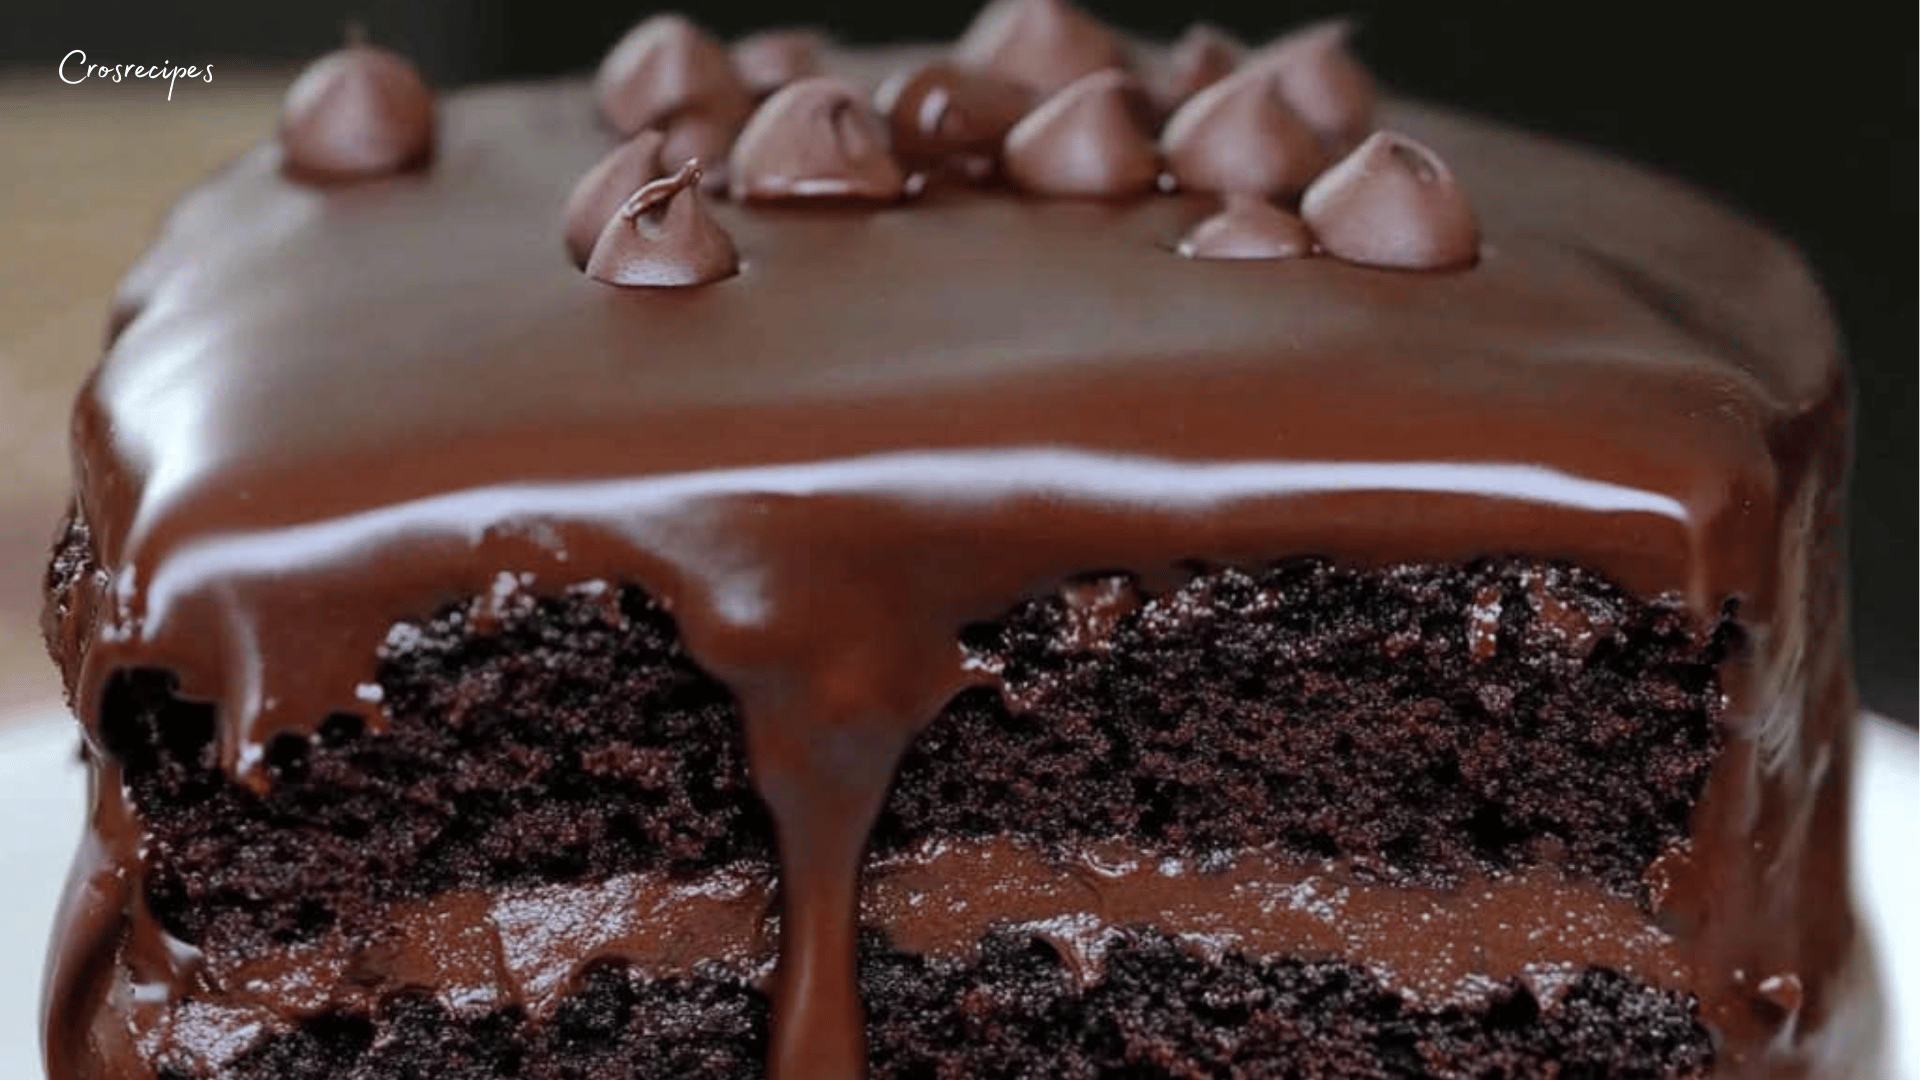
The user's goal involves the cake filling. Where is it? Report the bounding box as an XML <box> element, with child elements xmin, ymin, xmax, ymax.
<box><xmin>168</xmin><ymin>835</ymin><xmax>1689</xmax><ymax>1030</ymax></box>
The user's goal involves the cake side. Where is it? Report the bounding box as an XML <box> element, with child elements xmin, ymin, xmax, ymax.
<box><xmin>51</xmin><ymin>547</ymin><xmax>1730</xmax><ymax>1078</ymax></box>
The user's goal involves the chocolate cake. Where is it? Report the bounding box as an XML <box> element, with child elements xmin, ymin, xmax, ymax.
<box><xmin>40</xmin><ymin>3</ymin><xmax>1879</xmax><ymax>1078</ymax></box>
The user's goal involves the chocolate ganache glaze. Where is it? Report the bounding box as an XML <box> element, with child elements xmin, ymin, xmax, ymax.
<box><xmin>43</xmin><ymin>8</ymin><xmax>1874</xmax><ymax>1080</ymax></box>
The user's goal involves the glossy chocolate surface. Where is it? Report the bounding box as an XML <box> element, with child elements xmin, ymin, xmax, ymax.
<box><xmin>42</xmin><ymin>30</ymin><xmax>1870</xmax><ymax>1080</ymax></box>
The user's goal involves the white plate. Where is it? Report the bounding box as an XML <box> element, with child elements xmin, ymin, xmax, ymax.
<box><xmin>0</xmin><ymin>712</ymin><xmax>1911</xmax><ymax>1078</ymax></box>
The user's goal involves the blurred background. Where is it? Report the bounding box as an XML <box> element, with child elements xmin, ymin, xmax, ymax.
<box><xmin>0</xmin><ymin>0</ymin><xmax>1912</xmax><ymax>724</ymax></box>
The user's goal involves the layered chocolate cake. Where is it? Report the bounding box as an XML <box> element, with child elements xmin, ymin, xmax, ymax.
<box><xmin>40</xmin><ymin>3</ymin><xmax>1878</xmax><ymax>1078</ymax></box>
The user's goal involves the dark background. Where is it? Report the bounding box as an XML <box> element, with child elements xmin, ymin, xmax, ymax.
<box><xmin>6</xmin><ymin>1</ymin><xmax>1914</xmax><ymax>721</ymax></box>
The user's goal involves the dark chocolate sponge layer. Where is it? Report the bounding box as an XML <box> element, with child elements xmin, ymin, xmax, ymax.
<box><xmin>866</xmin><ymin>929</ymin><xmax>1714</xmax><ymax>1080</ymax></box>
<box><xmin>101</xmin><ymin>577</ymin><xmax>771</xmax><ymax>954</ymax></box>
<box><xmin>209</xmin><ymin>933</ymin><xmax>1711</xmax><ymax>1080</ymax></box>
<box><xmin>213</xmin><ymin>964</ymin><xmax>767</xmax><ymax>1080</ymax></box>
<box><xmin>884</xmin><ymin>557</ymin><xmax>1729</xmax><ymax>896</ymax></box>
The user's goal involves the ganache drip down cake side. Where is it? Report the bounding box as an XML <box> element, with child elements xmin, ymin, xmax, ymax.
<box><xmin>39</xmin><ymin>2</ymin><xmax>1879</xmax><ymax>1077</ymax></box>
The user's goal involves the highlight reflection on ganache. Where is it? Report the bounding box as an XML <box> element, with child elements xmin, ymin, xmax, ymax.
<box><xmin>139</xmin><ymin>452</ymin><xmax>1690</xmax><ymax>635</ymax></box>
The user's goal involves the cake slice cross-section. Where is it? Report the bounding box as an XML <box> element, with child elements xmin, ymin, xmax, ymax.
<box><xmin>42</xmin><ymin>9</ymin><xmax>1876</xmax><ymax>1079</ymax></box>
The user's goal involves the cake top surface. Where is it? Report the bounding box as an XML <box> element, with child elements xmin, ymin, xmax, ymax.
<box><xmin>65</xmin><ymin>23</ymin><xmax>1844</xmax><ymax>747</ymax></box>
<box><xmin>94</xmin><ymin>75</ymin><xmax>1832</xmax><ymax>567</ymax></box>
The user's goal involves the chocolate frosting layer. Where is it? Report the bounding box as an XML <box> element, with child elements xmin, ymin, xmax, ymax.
<box><xmin>109</xmin><ymin>841</ymin><xmax>1700</xmax><ymax>1068</ymax></box>
<box><xmin>278</xmin><ymin>45</ymin><xmax>435</xmax><ymax>182</ymax></box>
<box><xmin>45</xmin><ymin>39</ymin><xmax>1869</xmax><ymax>1080</ymax></box>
